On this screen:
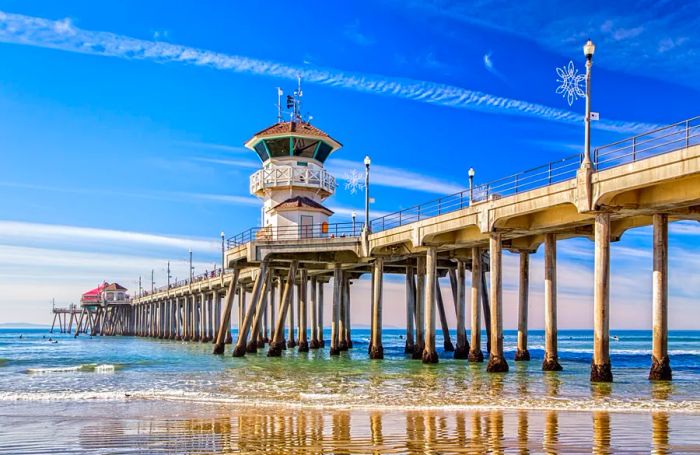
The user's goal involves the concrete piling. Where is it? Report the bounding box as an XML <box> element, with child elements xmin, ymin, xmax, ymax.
<box><xmin>650</xmin><ymin>213</ymin><xmax>672</xmax><ymax>381</ymax></box>
<box><xmin>591</xmin><ymin>213</ymin><xmax>613</xmax><ymax>382</ymax></box>
<box><xmin>422</xmin><ymin>248</ymin><xmax>438</xmax><ymax>364</ymax></box>
<box><xmin>468</xmin><ymin>247</ymin><xmax>484</xmax><ymax>362</ymax></box>
<box><xmin>486</xmin><ymin>233</ymin><xmax>508</xmax><ymax>373</ymax></box>
<box><xmin>515</xmin><ymin>251</ymin><xmax>530</xmax><ymax>361</ymax></box>
<box><xmin>369</xmin><ymin>257</ymin><xmax>384</xmax><ymax>360</ymax></box>
<box><xmin>543</xmin><ymin>234</ymin><xmax>562</xmax><ymax>371</ymax></box>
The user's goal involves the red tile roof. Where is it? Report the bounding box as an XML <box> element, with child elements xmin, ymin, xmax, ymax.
<box><xmin>273</xmin><ymin>196</ymin><xmax>334</xmax><ymax>215</ymax></box>
<box><xmin>104</xmin><ymin>283</ymin><xmax>127</xmax><ymax>291</ymax></box>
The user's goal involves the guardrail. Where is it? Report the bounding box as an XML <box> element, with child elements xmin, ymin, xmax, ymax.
<box><xmin>227</xmin><ymin>222</ymin><xmax>363</xmax><ymax>248</ymax></box>
<box><xmin>138</xmin><ymin>268</ymin><xmax>225</xmax><ymax>297</ymax></box>
<box><xmin>369</xmin><ymin>115</ymin><xmax>700</xmax><ymax>233</ymax></box>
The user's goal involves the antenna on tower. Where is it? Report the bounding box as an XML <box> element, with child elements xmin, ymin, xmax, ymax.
<box><xmin>276</xmin><ymin>87</ymin><xmax>283</xmax><ymax>123</ymax></box>
<box><xmin>294</xmin><ymin>74</ymin><xmax>303</xmax><ymax>122</ymax></box>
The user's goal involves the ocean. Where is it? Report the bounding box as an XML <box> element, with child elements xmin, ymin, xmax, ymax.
<box><xmin>1</xmin><ymin>327</ymin><xmax>699</xmax><ymax>453</ymax></box>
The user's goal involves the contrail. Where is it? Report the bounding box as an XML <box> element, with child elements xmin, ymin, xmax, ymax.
<box><xmin>0</xmin><ymin>11</ymin><xmax>659</xmax><ymax>134</ymax></box>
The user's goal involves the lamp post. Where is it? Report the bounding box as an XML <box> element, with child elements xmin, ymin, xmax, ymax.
<box><xmin>138</xmin><ymin>276</ymin><xmax>142</xmax><ymax>298</ymax></box>
<box><xmin>582</xmin><ymin>39</ymin><xmax>596</xmax><ymax>168</ymax></box>
<box><xmin>167</xmin><ymin>261</ymin><xmax>171</xmax><ymax>289</ymax></box>
<box><xmin>220</xmin><ymin>231</ymin><xmax>225</xmax><ymax>273</ymax></box>
<box><xmin>151</xmin><ymin>269</ymin><xmax>154</xmax><ymax>293</ymax></box>
<box><xmin>189</xmin><ymin>248</ymin><xmax>193</xmax><ymax>282</ymax></box>
<box><xmin>468</xmin><ymin>168</ymin><xmax>475</xmax><ymax>204</ymax></box>
<box><xmin>364</xmin><ymin>155</ymin><xmax>371</xmax><ymax>232</ymax></box>
<box><xmin>351</xmin><ymin>210</ymin><xmax>357</xmax><ymax>236</ymax></box>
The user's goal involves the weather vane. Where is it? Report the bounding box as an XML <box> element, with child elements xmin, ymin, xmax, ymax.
<box><xmin>555</xmin><ymin>61</ymin><xmax>586</xmax><ymax>106</ymax></box>
<box><xmin>343</xmin><ymin>168</ymin><xmax>365</xmax><ymax>194</ymax></box>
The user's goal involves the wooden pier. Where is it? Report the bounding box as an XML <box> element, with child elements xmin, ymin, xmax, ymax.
<box><xmin>115</xmin><ymin>115</ymin><xmax>699</xmax><ymax>383</ymax></box>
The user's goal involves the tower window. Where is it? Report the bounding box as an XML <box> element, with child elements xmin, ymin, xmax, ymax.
<box><xmin>314</xmin><ymin>142</ymin><xmax>333</xmax><ymax>162</ymax></box>
<box><xmin>254</xmin><ymin>142</ymin><xmax>269</xmax><ymax>161</ymax></box>
<box><xmin>264</xmin><ymin>138</ymin><xmax>290</xmax><ymax>158</ymax></box>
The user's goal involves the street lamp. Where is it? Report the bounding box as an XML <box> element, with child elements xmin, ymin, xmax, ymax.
<box><xmin>167</xmin><ymin>261</ymin><xmax>171</xmax><ymax>289</ymax></box>
<box><xmin>189</xmin><ymin>248</ymin><xmax>193</xmax><ymax>282</ymax></box>
<box><xmin>468</xmin><ymin>168</ymin><xmax>475</xmax><ymax>204</ymax></box>
<box><xmin>364</xmin><ymin>155</ymin><xmax>371</xmax><ymax>232</ymax></box>
<box><xmin>351</xmin><ymin>210</ymin><xmax>357</xmax><ymax>236</ymax></box>
<box><xmin>582</xmin><ymin>39</ymin><xmax>596</xmax><ymax>168</ymax></box>
<box><xmin>220</xmin><ymin>231</ymin><xmax>225</xmax><ymax>272</ymax></box>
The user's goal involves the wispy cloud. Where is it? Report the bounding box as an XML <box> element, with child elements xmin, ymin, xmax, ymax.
<box><xmin>393</xmin><ymin>1</ymin><xmax>699</xmax><ymax>91</ymax></box>
<box><xmin>0</xmin><ymin>220</ymin><xmax>218</xmax><ymax>253</ymax></box>
<box><xmin>343</xmin><ymin>20</ymin><xmax>375</xmax><ymax>46</ymax></box>
<box><xmin>328</xmin><ymin>158</ymin><xmax>464</xmax><ymax>195</ymax></box>
<box><xmin>193</xmin><ymin>157</ymin><xmax>259</xmax><ymax>169</ymax></box>
<box><xmin>0</xmin><ymin>11</ymin><xmax>659</xmax><ymax>134</ymax></box>
<box><xmin>483</xmin><ymin>51</ymin><xmax>507</xmax><ymax>83</ymax></box>
<box><xmin>182</xmin><ymin>192</ymin><xmax>259</xmax><ymax>206</ymax></box>
<box><xmin>174</xmin><ymin>140</ymin><xmax>249</xmax><ymax>154</ymax></box>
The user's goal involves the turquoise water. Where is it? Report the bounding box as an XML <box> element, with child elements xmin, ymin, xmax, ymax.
<box><xmin>1</xmin><ymin>328</ymin><xmax>700</xmax><ymax>453</ymax></box>
<box><xmin>1</xmin><ymin>328</ymin><xmax>699</xmax><ymax>412</ymax></box>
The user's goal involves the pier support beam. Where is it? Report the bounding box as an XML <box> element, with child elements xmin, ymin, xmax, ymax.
<box><xmin>213</xmin><ymin>270</ymin><xmax>239</xmax><ymax>354</ymax></box>
<box><xmin>309</xmin><ymin>276</ymin><xmax>319</xmax><ymax>349</ymax></box>
<box><xmin>543</xmin><ymin>235</ymin><xmax>562</xmax><ymax>371</ymax></box>
<box><xmin>454</xmin><ymin>261</ymin><xmax>469</xmax><ymax>359</ymax></box>
<box><xmin>344</xmin><ymin>277</ymin><xmax>352</xmax><ymax>349</ymax></box>
<box><xmin>487</xmin><ymin>233</ymin><xmax>509</xmax><ymax>372</ymax></box>
<box><xmin>422</xmin><ymin>247</ymin><xmax>438</xmax><ymax>364</ymax></box>
<box><xmin>515</xmin><ymin>251</ymin><xmax>531</xmax><ymax>361</ymax></box>
<box><xmin>246</xmin><ymin>267</ymin><xmax>271</xmax><ymax>354</ymax></box>
<box><xmin>330</xmin><ymin>264</ymin><xmax>342</xmax><ymax>356</ymax></box>
<box><xmin>405</xmin><ymin>266</ymin><xmax>416</xmax><ymax>354</ymax></box>
<box><xmin>317</xmin><ymin>280</ymin><xmax>325</xmax><ymax>348</ymax></box>
<box><xmin>413</xmin><ymin>256</ymin><xmax>426</xmax><ymax>360</ymax></box>
<box><xmin>468</xmin><ymin>247</ymin><xmax>484</xmax><ymax>362</ymax></box>
<box><xmin>436</xmin><ymin>280</ymin><xmax>454</xmax><ymax>352</ymax></box>
<box><xmin>268</xmin><ymin>263</ymin><xmax>298</xmax><ymax>357</ymax></box>
<box><xmin>650</xmin><ymin>213</ymin><xmax>672</xmax><ymax>381</ymax></box>
<box><xmin>287</xmin><ymin>276</ymin><xmax>296</xmax><ymax>348</ymax></box>
<box><xmin>370</xmin><ymin>257</ymin><xmax>384</xmax><ymax>360</ymax></box>
<box><xmin>233</xmin><ymin>264</ymin><xmax>268</xmax><ymax>357</ymax></box>
<box><xmin>591</xmin><ymin>213</ymin><xmax>613</xmax><ymax>382</ymax></box>
<box><xmin>298</xmin><ymin>269</ymin><xmax>309</xmax><ymax>352</ymax></box>
<box><xmin>338</xmin><ymin>274</ymin><xmax>348</xmax><ymax>351</ymax></box>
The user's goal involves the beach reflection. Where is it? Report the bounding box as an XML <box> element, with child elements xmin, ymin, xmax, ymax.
<box><xmin>64</xmin><ymin>404</ymin><xmax>700</xmax><ymax>454</ymax></box>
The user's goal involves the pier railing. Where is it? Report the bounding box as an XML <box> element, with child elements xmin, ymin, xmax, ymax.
<box><xmin>370</xmin><ymin>115</ymin><xmax>700</xmax><ymax>233</ymax></box>
<box><xmin>142</xmin><ymin>268</ymin><xmax>225</xmax><ymax>297</ymax></box>
<box><xmin>227</xmin><ymin>222</ymin><xmax>363</xmax><ymax>248</ymax></box>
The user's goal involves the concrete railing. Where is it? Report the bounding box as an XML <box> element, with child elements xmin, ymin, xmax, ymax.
<box><xmin>370</xmin><ymin>115</ymin><xmax>700</xmax><ymax>234</ymax></box>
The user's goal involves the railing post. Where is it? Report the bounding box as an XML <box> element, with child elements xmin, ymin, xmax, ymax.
<box><xmin>687</xmin><ymin>120</ymin><xmax>691</xmax><ymax>148</ymax></box>
<box><xmin>633</xmin><ymin>137</ymin><xmax>637</xmax><ymax>161</ymax></box>
<box><xmin>438</xmin><ymin>199</ymin><xmax>442</xmax><ymax>216</ymax></box>
<box><xmin>515</xmin><ymin>175</ymin><xmax>519</xmax><ymax>194</ymax></box>
<box><xmin>548</xmin><ymin>163</ymin><xmax>552</xmax><ymax>184</ymax></box>
<box><xmin>460</xmin><ymin>192</ymin><xmax>464</xmax><ymax>209</ymax></box>
<box><xmin>399</xmin><ymin>212</ymin><xmax>402</xmax><ymax>226</ymax></box>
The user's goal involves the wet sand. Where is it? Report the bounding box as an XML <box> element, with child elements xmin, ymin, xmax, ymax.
<box><xmin>1</xmin><ymin>399</ymin><xmax>699</xmax><ymax>453</ymax></box>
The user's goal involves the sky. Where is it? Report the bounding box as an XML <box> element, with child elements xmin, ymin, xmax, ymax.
<box><xmin>1</xmin><ymin>1</ymin><xmax>699</xmax><ymax>328</ymax></box>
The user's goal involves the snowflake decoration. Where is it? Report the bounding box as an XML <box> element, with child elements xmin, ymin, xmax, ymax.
<box><xmin>555</xmin><ymin>61</ymin><xmax>586</xmax><ymax>106</ymax></box>
<box><xmin>343</xmin><ymin>168</ymin><xmax>365</xmax><ymax>194</ymax></box>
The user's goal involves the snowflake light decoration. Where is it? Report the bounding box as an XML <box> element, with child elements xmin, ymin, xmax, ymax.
<box><xmin>343</xmin><ymin>168</ymin><xmax>365</xmax><ymax>194</ymax></box>
<box><xmin>555</xmin><ymin>61</ymin><xmax>586</xmax><ymax>106</ymax></box>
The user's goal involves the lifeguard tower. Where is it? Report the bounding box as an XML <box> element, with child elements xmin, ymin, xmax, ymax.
<box><xmin>245</xmin><ymin>83</ymin><xmax>342</xmax><ymax>240</ymax></box>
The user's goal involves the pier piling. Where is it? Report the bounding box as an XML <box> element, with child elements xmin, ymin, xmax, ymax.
<box><xmin>422</xmin><ymin>248</ymin><xmax>438</xmax><ymax>364</ymax></box>
<box><xmin>369</xmin><ymin>257</ymin><xmax>384</xmax><ymax>359</ymax></box>
<box><xmin>487</xmin><ymin>233</ymin><xmax>508</xmax><ymax>372</ymax></box>
<box><xmin>591</xmin><ymin>213</ymin><xmax>613</xmax><ymax>382</ymax></box>
<box><xmin>542</xmin><ymin>234</ymin><xmax>562</xmax><ymax>371</ymax></box>
<box><xmin>650</xmin><ymin>213</ymin><xmax>672</xmax><ymax>381</ymax></box>
<box><xmin>515</xmin><ymin>251</ymin><xmax>530</xmax><ymax>361</ymax></box>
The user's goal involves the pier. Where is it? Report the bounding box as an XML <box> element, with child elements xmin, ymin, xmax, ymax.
<box><xmin>97</xmin><ymin>113</ymin><xmax>698</xmax><ymax>383</ymax></box>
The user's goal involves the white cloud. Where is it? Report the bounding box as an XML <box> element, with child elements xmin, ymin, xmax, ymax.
<box><xmin>193</xmin><ymin>157</ymin><xmax>260</xmax><ymax>169</ymax></box>
<box><xmin>0</xmin><ymin>11</ymin><xmax>659</xmax><ymax>134</ymax></box>
<box><xmin>329</xmin><ymin>159</ymin><xmax>464</xmax><ymax>195</ymax></box>
<box><xmin>0</xmin><ymin>220</ymin><xmax>218</xmax><ymax>253</ymax></box>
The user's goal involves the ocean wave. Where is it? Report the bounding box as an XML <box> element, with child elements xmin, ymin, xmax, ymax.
<box><xmin>26</xmin><ymin>364</ymin><xmax>118</xmax><ymax>374</ymax></box>
<box><xmin>2</xmin><ymin>389</ymin><xmax>699</xmax><ymax>415</ymax></box>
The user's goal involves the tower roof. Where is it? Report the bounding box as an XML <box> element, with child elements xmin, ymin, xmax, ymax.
<box><xmin>273</xmin><ymin>196</ymin><xmax>334</xmax><ymax>216</ymax></box>
<box><xmin>245</xmin><ymin>121</ymin><xmax>342</xmax><ymax>164</ymax></box>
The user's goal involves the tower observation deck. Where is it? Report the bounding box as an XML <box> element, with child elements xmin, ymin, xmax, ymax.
<box><xmin>244</xmin><ymin>119</ymin><xmax>343</xmax><ymax>240</ymax></box>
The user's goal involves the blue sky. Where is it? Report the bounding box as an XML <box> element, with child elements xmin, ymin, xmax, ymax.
<box><xmin>1</xmin><ymin>1</ymin><xmax>699</xmax><ymax>327</ymax></box>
